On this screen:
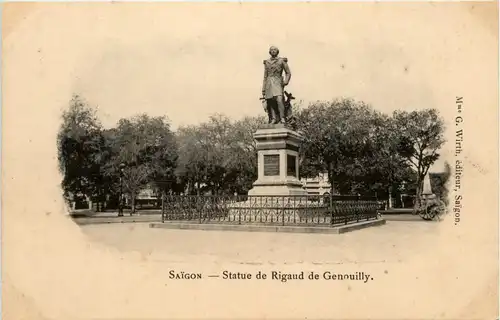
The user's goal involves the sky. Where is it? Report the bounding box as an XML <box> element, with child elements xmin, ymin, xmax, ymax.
<box><xmin>72</xmin><ymin>3</ymin><xmax>445</xmax><ymax>130</ymax></box>
<box><xmin>5</xmin><ymin>3</ymin><xmax>497</xmax><ymax>173</ymax></box>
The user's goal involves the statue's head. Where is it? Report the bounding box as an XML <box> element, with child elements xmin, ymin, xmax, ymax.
<box><xmin>269</xmin><ymin>46</ymin><xmax>279</xmax><ymax>57</ymax></box>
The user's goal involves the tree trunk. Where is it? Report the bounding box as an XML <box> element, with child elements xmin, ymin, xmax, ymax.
<box><xmin>131</xmin><ymin>193</ymin><xmax>136</xmax><ymax>214</ymax></box>
<box><xmin>328</xmin><ymin>162</ymin><xmax>334</xmax><ymax>195</ymax></box>
<box><xmin>413</xmin><ymin>153</ymin><xmax>424</xmax><ymax>213</ymax></box>
<box><xmin>161</xmin><ymin>190</ymin><xmax>166</xmax><ymax>214</ymax></box>
<box><xmin>413</xmin><ymin>175</ymin><xmax>423</xmax><ymax>213</ymax></box>
<box><xmin>98</xmin><ymin>191</ymin><xmax>103</xmax><ymax>212</ymax></box>
<box><xmin>388</xmin><ymin>186</ymin><xmax>393</xmax><ymax>209</ymax></box>
<box><xmin>96</xmin><ymin>190</ymin><xmax>101</xmax><ymax>212</ymax></box>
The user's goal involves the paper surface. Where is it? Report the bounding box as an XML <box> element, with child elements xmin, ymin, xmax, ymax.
<box><xmin>2</xmin><ymin>2</ymin><xmax>498</xmax><ymax>319</ymax></box>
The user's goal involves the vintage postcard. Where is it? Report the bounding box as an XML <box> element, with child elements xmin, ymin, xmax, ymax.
<box><xmin>2</xmin><ymin>2</ymin><xmax>498</xmax><ymax>319</ymax></box>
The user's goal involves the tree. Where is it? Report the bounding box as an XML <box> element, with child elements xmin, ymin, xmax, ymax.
<box><xmin>104</xmin><ymin>114</ymin><xmax>177</xmax><ymax>212</ymax></box>
<box><xmin>392</xmin><ymin>109</ymin><xmax>446</xmax><ymax>208</ymax></box>
<box><xmin>198</xmin><ymin>114</ymin><xmax>235</xmax><ymax>195</ymax></box>
<box><xmin>296</xmin><ymin>98</ymin><xmax>383</xmax><ymax>195</ymax></box>
<box><xmin>57</xmin><ymin>94</ymin><xmax>107</xmax><ymax>210</ymax></box>
<box><xmin>228</xmin><ymin>116</ymin><xmax>266</xmax><ymax>193</ymax></box>
<box><xmin>295</xmin><ymin>100</ymin><xmax>324</xmax><ymax>180</ymax></box>
<box><xmin>361</xmin><ymin>115</ymin><xmax>413</xmax><ymax>205</ymax></box>
<box><xmin>175</xmin><ymin>125</ymin><xmax>208</xmax><ymax>195</ymax></box>
<box><xmin>175</xmin><ymin>114</ymin><xmax>265</xmax><ymax>196</ymax></box>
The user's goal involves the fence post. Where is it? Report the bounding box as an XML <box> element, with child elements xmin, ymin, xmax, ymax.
<box><xmin>198</xmin><ymin>196</ymin><xmax>202</xmax><ymax>224</ymax></box>
<box><xmin>161</xmin><ymin>191</ymin><xmax>165</xmax><ymax>223</ymax></box>
<box><xmin>238</xmin><ymin>194</ymin><xmax>241</xmax><ymax>224</ymax></box>
<box><xmin>345</xmin><ymin>201</ymin><xmax>348</xmax><ymax>225</ymax></box>
<box><xmin>356</xmin><ymin>194</ymin><xmax>361</xmax><ymax>222</ymax></box>
<box><xmin>369</xmin><ymin>200</ymin><xmax>372</xmax><ymax>221</ymax></box>
<box><xmin>282</xmin><ymin>197</ymin><xmax>285</xmax><ymax>226</ymax></box>
<box><xmin>330</xmin><ymin>195</ymin><xmax>334</xmax><ymax>226</ymax></box>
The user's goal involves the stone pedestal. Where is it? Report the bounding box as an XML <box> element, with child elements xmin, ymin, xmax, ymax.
<box><xmin>247</xmin><ymin>124</ymin><xmax>307</xmax><ymax>196</ymax></box>
<box><xmin>421</xmin><ymin>172</ymin><xmax>436</xmax><ymax>200</ymax></box>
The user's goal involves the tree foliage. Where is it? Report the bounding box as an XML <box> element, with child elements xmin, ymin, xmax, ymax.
<box><xmin>296</xmin><ymin>98</ymin><xmax>385</xmax><ymax>195</ymax></box>
<box><xmin>296</xmin><ymin>99</ymin><xmax>446</xmax><ymax>202</ymax></box>
<box><xmin>392</xmin><ymin>109</ymin><xmax>446</xmax><ymax>205</ymax></box>
<box><xmin>229</xmin><ymin>116</ymin><xmax>266</xmax><ymax>193</ymax></box>
<box><xmin>175</xmin><ymin>114</ymin><xmax>265</xmax><ymax>195</ymax></box>
<box><xmin>58</xmin><ymin>93</ymin><xmax>447</xmax><ymax>212</ymax></box>
<box><xmin>103</xmin><ymin>114</ymin><xmax>178</xmax><ymax>211</ymax></box>
<box><xmin>57</xmin><ymin>95</ymin><xmax>107</xmax><ymax>206</ymax></box>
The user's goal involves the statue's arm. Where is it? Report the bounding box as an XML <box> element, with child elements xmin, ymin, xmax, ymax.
<box><xmin>262</xmin><ymin>60</ymin><xmax>268</xmax><ymax>95</ymax></box>
<box><xmin>282</xmin><ymin>58</ymin><xmax>291</xmax><ymax>86</ymax></box>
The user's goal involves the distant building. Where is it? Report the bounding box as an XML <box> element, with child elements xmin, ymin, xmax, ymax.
<box><xmin>301</xmin><ymin>173</ymin><xmax>332</xmax><ymax>196</ymax></box>
<box><xmin>136</xmin><ymin>185</ymin><xmax>159</xmax><ymax>200</ymax></box>
<box><xmin>125</xmin><ymin>184</ymin><xmax>161</xmax><ymax>208</ymax></box>
<box><xmin>66</xmin><ymin>191</ymin><xmax>92</xmax><ymax>211</ymax></box>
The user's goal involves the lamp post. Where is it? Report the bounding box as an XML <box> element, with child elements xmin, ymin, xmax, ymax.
<box><xmin>118</xmin><ymin>163</ymin><xmax>126</xmax><ymax>217</ymax></box>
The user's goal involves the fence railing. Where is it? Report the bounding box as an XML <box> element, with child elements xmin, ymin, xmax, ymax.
<box><xmin>161</xmin><ymin>195</ymin><xmax>382</xmax><ymax>227</ymax></box>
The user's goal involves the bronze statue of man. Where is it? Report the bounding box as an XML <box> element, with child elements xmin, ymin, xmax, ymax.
<box><xmin>262</xmin><ymin>46</ymin><xmax>291</xmax><ymax>124</ymax></box>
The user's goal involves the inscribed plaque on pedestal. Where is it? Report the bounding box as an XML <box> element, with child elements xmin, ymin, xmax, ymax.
<box><xmin>263</xmin><ymin>155</ymin><xmax>280</xmax><ymax>176</ymax></box>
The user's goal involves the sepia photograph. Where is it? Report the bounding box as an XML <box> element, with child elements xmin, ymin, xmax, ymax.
<box><xmin>2</xmin><ymin>2</ymin><xmax>498</xmax><ymax>319</ymax></box>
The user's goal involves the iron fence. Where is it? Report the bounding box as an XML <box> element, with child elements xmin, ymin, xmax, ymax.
<box><xmin>161</xmin><ymin>195</ymin><xmax>381</xmax><ymax>227</ymax></box>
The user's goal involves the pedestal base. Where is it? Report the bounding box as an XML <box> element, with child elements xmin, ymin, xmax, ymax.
<box><xmin>248</xmin><ymin>124</ymin><xmax>307</xmax><ymax>197</ymax></box>
<box><xmin>247</xmin><ymin>184</ymin><xmax>308</xmax><ymax>196</ymax></box>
